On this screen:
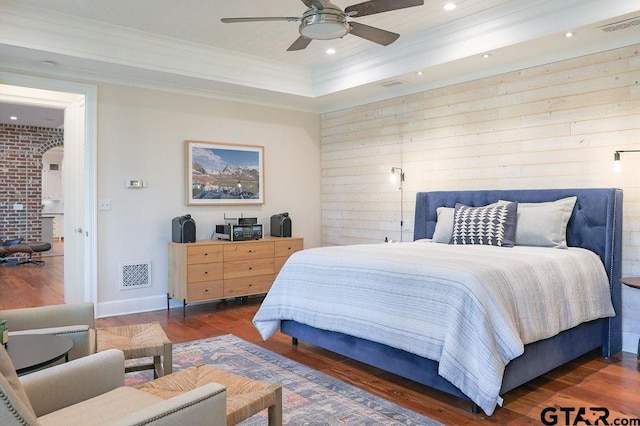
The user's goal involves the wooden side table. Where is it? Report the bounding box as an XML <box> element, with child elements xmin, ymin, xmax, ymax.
<box><xmin>620</xmin><ymin>277</ymin><xmax>640</xmax><ymax>359</ymax></box>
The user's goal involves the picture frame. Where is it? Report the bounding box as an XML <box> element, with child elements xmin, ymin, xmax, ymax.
<box><xmin>186</xmin><ymin>140</ymin><xmax>264</xmax><ymax>205</ymax></box>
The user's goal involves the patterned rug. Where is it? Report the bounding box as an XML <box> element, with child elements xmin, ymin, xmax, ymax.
<box><xmin>125</xmin><ymin>334</ymin><xmax>442</xmax><ymax>426</ymax></box>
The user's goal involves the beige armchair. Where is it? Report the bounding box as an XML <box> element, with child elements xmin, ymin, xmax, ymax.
<box><xmin>0</xmin><ymin>345</ymin><xmax>227</xmax><ymax>426</ymax></box>
<box><xmin>0</xmin><ymin>302</ymin><xmax>96</xmax><ymax>361</ymax></box>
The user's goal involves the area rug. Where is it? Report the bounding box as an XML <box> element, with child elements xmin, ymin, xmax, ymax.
<box><xmin>125</xmin><ymin>334</ymin><xmax>442</xmax><ymax>426</ymax></box>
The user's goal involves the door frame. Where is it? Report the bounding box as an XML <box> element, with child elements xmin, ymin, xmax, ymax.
<box><xmin>0</xmin><ymin>72</ymin><xmax>97</xmax><ymax>304</ymax></box>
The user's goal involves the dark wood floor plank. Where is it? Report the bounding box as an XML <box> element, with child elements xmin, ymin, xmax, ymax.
<box><xmin>1</xmin><ymin>252</ymin><xmax>639</xmax><ymax>424</ymax></box>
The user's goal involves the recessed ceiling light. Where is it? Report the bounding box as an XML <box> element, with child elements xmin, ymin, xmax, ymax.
<box><xmin>9</xmin><ymin>116</ymin><xmax>17</xmax><ymax>120</ymax></box>
<box><xmin>482</xmin><ymin>53</ymin><xmax>491</xmax><ymax>58</ymax></box>
<box><xmin>565</xmin><ymin>31</ymin><xmax>574</xmax><ymax>38</ymax></box>
<box><xmin>443</xmin><ymin>2</ymin><xmax>456</xmax><ymax>11</ymax></box>
<box><xmin>326</xmin><ymin>48</ymin><xmax>336</xmax><ymax>55</ymax></box>
<box><xmin>416</xmin><ymin>71</ymin><xmax>423</xmax><ymax>76</ymax></box>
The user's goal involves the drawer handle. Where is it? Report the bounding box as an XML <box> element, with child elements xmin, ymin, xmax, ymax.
<box><xmin>204</xmin><ymin>253</ymin><xmax>208</xmax><ymax>256</ymax></box>
<box><xmin>248</xmin><ymin>267</ymin><xmax>253</xmax><ymax>270</ymax></box>
<box><xmin>248</xmin><ymin>250</ymin><xmax>254</xmax><ymax>253</ymax></box>
<box><xmin>204</xmin><ymin>289</ymin><xmax>209</xmax><ymax>292</ymax></box>
<box><xmin>204</xmin><ymin>271</ymin><xmax>208</xmax><ymax>274</ymax></box>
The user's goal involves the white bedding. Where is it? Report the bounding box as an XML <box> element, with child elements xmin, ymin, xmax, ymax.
<box><xmin>252</xmin><ymin>241</ymin><xmax>615</xmax><ymax>415</ymax></box>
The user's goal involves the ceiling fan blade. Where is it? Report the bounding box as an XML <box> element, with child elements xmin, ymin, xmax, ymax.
<box><xmin>287</xmin><ymin>36</ymin><xmax>313</xmax><ymax>51</ymax></box>
<box><xmin>301</xmin><ymin>0</ymin><xmax>324</xmax><ymax>9</ymax></box>
<box><xmin>345</xmin><ymin>0</ymin><xmax>424</xmax><ymax>17</ymax></box>
<box><xmin>348</xmin><ymin>21</ymin><xmax>399</xmax><ymax>46</ymax></box>
<box><xmin>221</xmin><ymin>17</ymin><xmax>300</xmax><ymax>23</ymax></box>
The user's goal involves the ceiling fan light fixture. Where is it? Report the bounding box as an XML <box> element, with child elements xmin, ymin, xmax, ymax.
<box><xmin>299</xmin><ymin>9</ymin><xmax>349</xmax><ymax>40</ymax></box>
<box><xmin>222</xmin><ymin>0</ymin><xmax>426</xmax><ymax>50</ymax></box>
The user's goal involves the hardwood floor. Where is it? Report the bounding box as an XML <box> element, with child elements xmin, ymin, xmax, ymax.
<box><xmin>1</xmin><ymin>254</ymin><xmax>639</xmax><ymax>424</ymax></box>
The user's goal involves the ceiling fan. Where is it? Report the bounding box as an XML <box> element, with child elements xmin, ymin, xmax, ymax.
<box><xmin>221</xmin><ymin>0</ymin><xmax>424</xmax><ymax>51</ymax></box>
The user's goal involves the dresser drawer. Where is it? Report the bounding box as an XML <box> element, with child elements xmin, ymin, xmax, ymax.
<box><xmin>187</xmin><ymin>245</ymin><xmax>223</xmax><ymax>264</ymax></box>
<box><xmin>224</xmin><ymin>241</ymin><xmax>274</xmax><ymax>261</ymax></box>
<box><xmin>274</xmin><ymin>256</ymin><xmax>289</xmax><ymax>274</ymax></box>
<box><xmin>223</xmin><ymin>275</ymin><xmax>274</xmax><ymax>297</ymax></box>
<box><xmin>188</xmin><ymin>263</ymin><xmax>223</xmax><ymax>282</ymax></box>
<box><xmin>224</xmin><ymin>258</ymin><xmax>274</xmax><ymax>279</ymax></box>
<box><xmin>274</xmin><ymin>238</ymin><xmax>303</xmax><ymax>257</ymax></box>
<box><xmin>188</xmin><ymin>280</ymin><xmax>224</xmax><ymax>302</ymax></box>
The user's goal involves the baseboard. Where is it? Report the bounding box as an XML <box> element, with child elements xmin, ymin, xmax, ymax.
<box><xmin>97</xmin><ymin>294</ymin><xmax>266</xmax><ymax>318</ymax></box>
<box><xmin>96</xmin><ymin>294</ymin><xmax>182</xmax><ymax>318</ymax></box>
<box><xmin>622</xmin><ymin>331</ymin><xmax>639</xmax><ymax>355</ymax></box>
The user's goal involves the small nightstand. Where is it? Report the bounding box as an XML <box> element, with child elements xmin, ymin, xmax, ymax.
<box><xmin>620</xmin><ymin>277</ymin><xmax>640</xmax><ymax>359</ymax></box>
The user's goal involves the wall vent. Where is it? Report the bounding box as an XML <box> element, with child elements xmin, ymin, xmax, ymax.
<box><xmin>598</xmin><ymin>16</ymin><xmax>640</xmax><ymax>32</ymax></box>
<box><xmin>120</xmin><ymin>261</ymin><xmax>151</xmax><ymax>290</ymax></box>
<box><xmin>379</xmin><ymin>79</ymin><xmax>407</xmax><ymax>88</ymax></box>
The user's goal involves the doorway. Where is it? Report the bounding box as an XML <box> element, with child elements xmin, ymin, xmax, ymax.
<box><xmin>0</xmin><ymin>73</ymin><xmax>97</xmax><ymax>306</ymax></box>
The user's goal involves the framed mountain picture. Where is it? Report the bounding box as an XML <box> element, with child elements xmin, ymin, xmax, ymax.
<box><xmin>186</xmin><ymin>140</ymin><xmax>264</xmax><ymax>205</ymax></box>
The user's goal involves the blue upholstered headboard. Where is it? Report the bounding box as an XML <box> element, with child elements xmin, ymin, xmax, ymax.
<box><xmin>413</xmin><ymin>188</ymin><xmax>623</xmax><ymax>356</ymax></box>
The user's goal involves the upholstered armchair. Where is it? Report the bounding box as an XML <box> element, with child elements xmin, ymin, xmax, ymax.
<box><xmin>0</xmin><ymin>346</ymin><xmax>227</xmax><ymax>426</ymax></box>
<box><xmin>0</xmin><ymin>302</ymin><xmax>96</xmax><ymax>361</ymax></box>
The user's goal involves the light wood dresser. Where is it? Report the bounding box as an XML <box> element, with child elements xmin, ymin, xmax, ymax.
<box><xmin>168</xmin><ymin>237</ymin><xmax>303</xmax><ymax>316</ymax></box>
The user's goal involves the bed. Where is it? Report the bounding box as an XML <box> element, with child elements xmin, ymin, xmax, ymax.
<box><xmin>253</xmin><ymin>188</ymin><xmax>622</xmax><ymax>415</ymax></box>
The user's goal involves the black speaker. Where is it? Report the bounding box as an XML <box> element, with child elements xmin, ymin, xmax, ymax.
<box><xmin>172</xmin><ymin>214</ymin><xmax>196</xmax><ymax>243</ymax></box>
<box><xmin>270</xmin><ymin>213</ymin><xmax>292</xmax><ymax>237</ymax></box>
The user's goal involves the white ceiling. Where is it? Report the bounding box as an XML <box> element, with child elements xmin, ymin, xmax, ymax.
<box><xmin>0</xmin><ymin>0</ymin><xmax>639</xmax><ymax>126</ymax></box>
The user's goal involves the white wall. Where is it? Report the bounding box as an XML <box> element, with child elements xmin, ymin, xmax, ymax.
<box><xmin>96</xmin><ymin>83</ymin><xmax>321</xmax><ymax>316</ymax></box>
<box><xmin>320</xmin><ymin>43</ymin><xmax>640</xmax><ymax>354</ymax></box>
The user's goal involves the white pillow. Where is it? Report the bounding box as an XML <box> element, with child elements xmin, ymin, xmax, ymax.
<box><xmin>432</xmin><ymin>207</ymin><xmax>454</xmax><ymax>243</ymax></box>
<box><xmin>501</xmin><ymin>196</ymin><xmax>577</xmax><ymax>249</ymax></box>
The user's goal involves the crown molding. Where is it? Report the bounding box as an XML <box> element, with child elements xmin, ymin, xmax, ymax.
<box><xmin>311</xmin><ymin>0</ymin><xmax>640</xmax><ymax>96</ymax></box>
<box><xmin>0</xmin><ymin>2</ymin><xmax>314</xmax><ymax>97</ymax></box>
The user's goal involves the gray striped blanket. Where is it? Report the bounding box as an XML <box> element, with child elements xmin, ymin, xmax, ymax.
<box><xmin>253</xmin><ymin>241</ymin><xmax>615</xmax><ymax>415</ymax></box>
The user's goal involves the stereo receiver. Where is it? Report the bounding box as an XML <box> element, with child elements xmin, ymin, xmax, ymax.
<box><xmin>214</xmin><ymin>224</ymin><xmax>263</xmax><ymax>241</ymax></box>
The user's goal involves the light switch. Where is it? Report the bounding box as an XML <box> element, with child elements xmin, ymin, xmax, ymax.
<box><xmin>99</xmin><ymin>199</ymin><xmax>111</xmax><ymax>211</ymax></box>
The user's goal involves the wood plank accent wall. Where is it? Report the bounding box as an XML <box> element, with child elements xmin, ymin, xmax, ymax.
<box><xmin>320</xmin><ymin>43</ymin><xmax>640</xmax><ymax>351</ymax></box>
<box><xmin>321</xmin><ymin>44</ymin><xmax>640</xmax><ymax>246</ymax></box>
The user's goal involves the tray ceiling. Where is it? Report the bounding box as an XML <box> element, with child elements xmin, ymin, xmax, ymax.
<box><xmin>0</xmin><ymin>0</ymin><xmax>638</xmax><ymax>121</ymax></box>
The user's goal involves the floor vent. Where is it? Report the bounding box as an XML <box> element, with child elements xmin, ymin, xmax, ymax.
<box><xmin>120</xmin><ymin>261</ymin><xmax>151</xmax><ymax>290</ymax></box>
<box><xmin>598</xmin><ymin>16</ymin><xmax>640</xmax><ymax>32</ymax></box>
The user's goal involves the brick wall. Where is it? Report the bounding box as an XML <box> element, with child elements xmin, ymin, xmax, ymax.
<box><xmin>0</xmin><ymin>124</ymin><xmax>64</xmax><ymax>243</ymax></box>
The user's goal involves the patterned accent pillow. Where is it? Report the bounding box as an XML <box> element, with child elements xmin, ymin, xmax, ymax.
<box><xmin>450</xmin><ymin>202</ymin><xmax>518</xmax><ymax>247</ymax></box>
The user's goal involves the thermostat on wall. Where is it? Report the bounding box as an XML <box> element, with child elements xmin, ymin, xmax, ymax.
<box><xmin>126</xmin><ymin>179</ymin><xmax>146</xmax><ymax>188</ymax></box>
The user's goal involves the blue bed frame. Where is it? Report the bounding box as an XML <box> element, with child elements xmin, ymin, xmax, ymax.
<box><xmin>281</xmin><ymin>188</ymin><xmax>622</xmax><ymax>411</ymax></box>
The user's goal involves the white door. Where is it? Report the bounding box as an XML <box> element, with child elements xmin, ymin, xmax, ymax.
<box><xmin>63</xmin><ymin>97</ymin><xmax>87</xmax><ymax>303</ymax></box>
